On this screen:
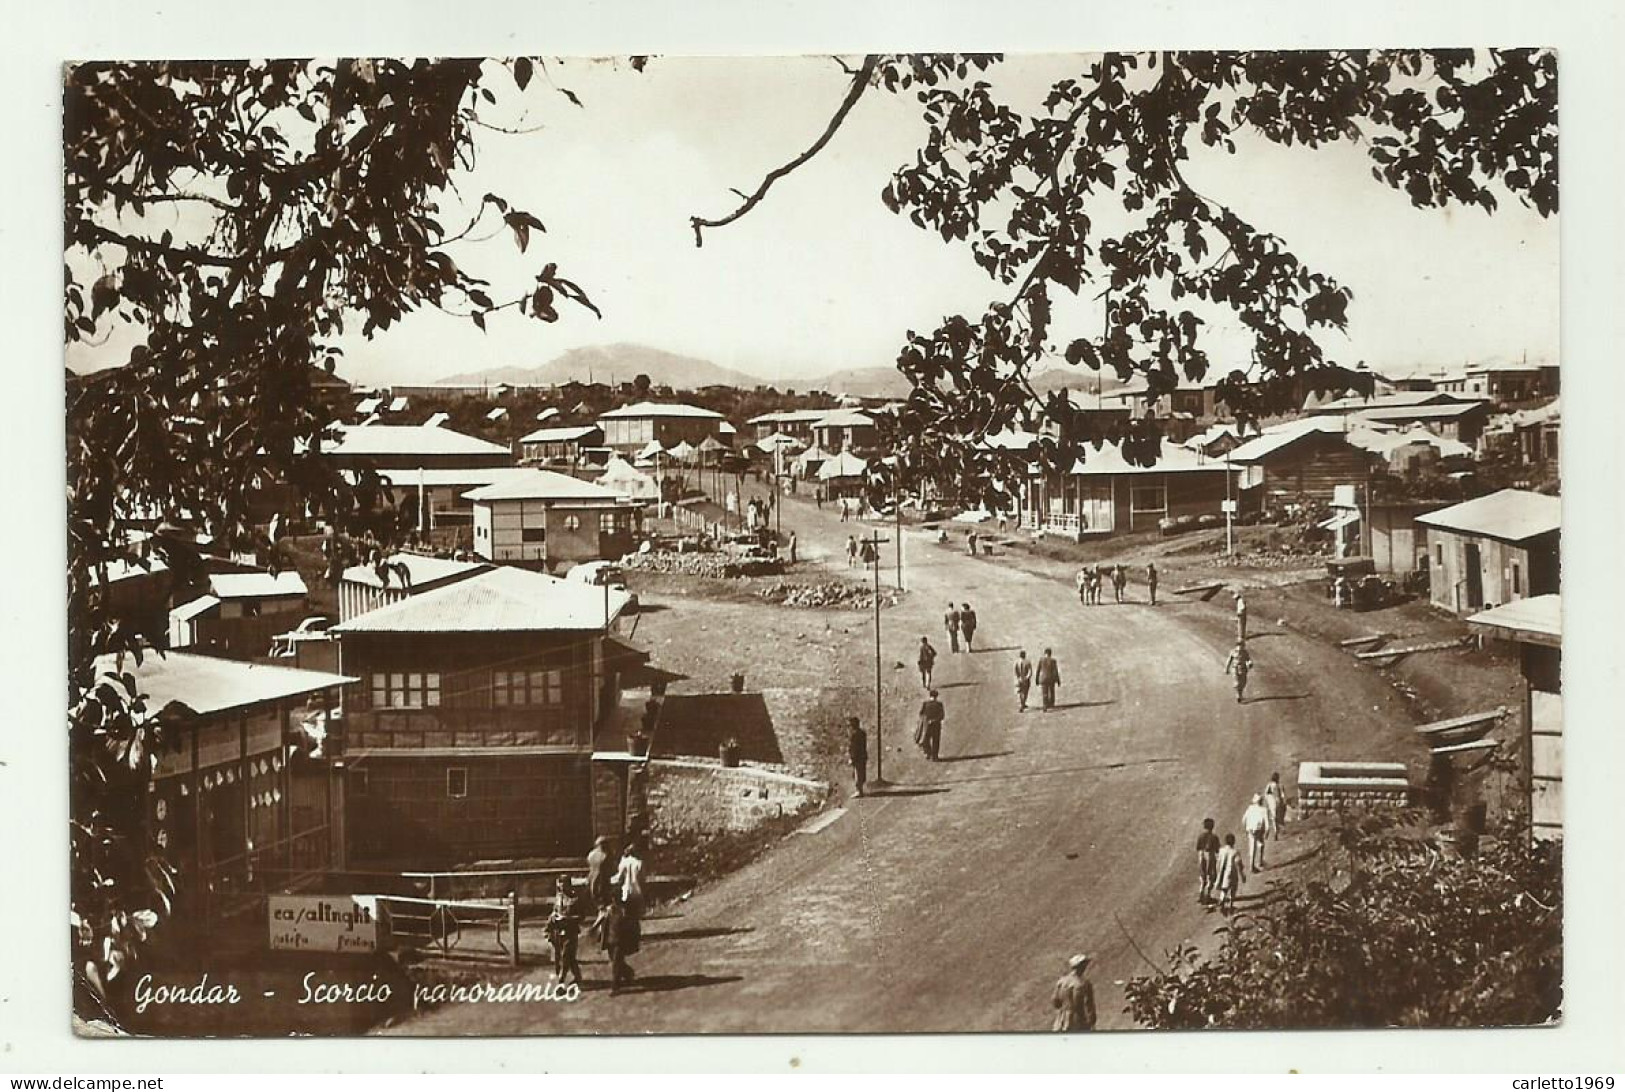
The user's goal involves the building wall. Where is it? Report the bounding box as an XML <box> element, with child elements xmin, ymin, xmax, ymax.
<box><xmin>1524</xmin><ymin>643</ymin><xmax>1562</xmax><ymax>841</ymax></box>
<box><xmin>814</xmin><ymin>422</ymin><xmax>880</xmax><ymax>454</ymax></box>
<box><xmin>471</xmin><ymin>500</ymin><xmax>640</xmax><ymax>567</ymax></box>
<box><xmin>327</xmin><ymin>450</ymin><xmax>513</xmax><ymax>472</ymax></box>
<box><xmin>343</xmin><ymin>752</ymin><xmax>594</xmax><ymax>866</ymax></box>
<box><xmin>600</xmin><ymin>416</ymin><xmax>722</xmax><ymax>452</ymax></box>
<box><xmin>1425</xmin><ymin>529</ymin><xmax>1558</xmax><ymax>614</ymax></box>
<box><xmin>1253</xmin><ymin>433</ymin><xmax>1380</xmax><ymax>503</ymax></box>
<box><xmin>1023</xmin><ymin>470</ymin><xmax>1231</xmax><ymax>534</ymax></box>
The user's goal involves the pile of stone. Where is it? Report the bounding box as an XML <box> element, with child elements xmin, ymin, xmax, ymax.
<box><xmin>622</xmin><ymin>550</ymin><xmax>785</xmax><ymax>579</ymax></box>
<box><xmin>756</xmin><ymin>580</ymin><xmax>899</xmax><ymax>610</ymax></box>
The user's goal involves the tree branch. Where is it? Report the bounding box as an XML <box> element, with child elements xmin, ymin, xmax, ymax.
<box><xmin>690</xmin><ymin>55</ymin><xmax>879</xmax><ymax>247</ymax></box>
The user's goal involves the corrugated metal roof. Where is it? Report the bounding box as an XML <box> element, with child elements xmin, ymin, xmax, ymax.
<box><xmin>331</xmin><ymin>566</ymin><xmax>631</xmax><ymax>634</ymax></box>
<box><xmin>598</xmin><ymin>401</ymin><xmax>723</xmax><ymax>420</ymax></box>
<box><xmin>748</xmin><ymin>408</ymin><xmax>828</xmax><ymax>425</ymax></box>
<box><xmin>814</xmin><ymin>408</ymin><xmax>877</xmax><ymax>429</ymax></box>
<box><xmin>94</xmin><ymin>649</ymin><xmax>355</xmax><ymax>718</ymax></box>
<box><xmin>1356</xmin><ymin>403</ymin><xmax>1486</xmax><ymax>422</ymax></box>
<box><xmin>169</xmin><ymin>595</ymin><xmax>220</xmax><ymax>623</ymax></box>
<box><xmin>325</xmin><ymin>424</ymin><xmax>510</xmax><ymax>458</ymax></box>
<box><xmin>1227</xmin><ymin>418</ymin><xmax>1352</xmax><ymax>463</ymax></box>
<box><xmin>423</xmin><ymin>412</ymin><xmax>451</xmax><ymax>428</ymax></box>
<box><xmin>208</xmin><ymin>571</ymin><xmax>308</xmax><ymax>600</ymax></box>
<box><xmin>1069</xmin><ymin>440</ymin><xmax>1233</xmax><ymax>477</ymax></box>
<box><xmin>520</xmin><ymin>425</ymin><xmax>600</xmax><ymax>444</ymax></box>
<box><xmin>1467</xmin><ymin>594</ymin><xmax>1561</xmax><ymax>644</ymax></box>
<box><xmin>340</xmin><ymin>553</ymin><xmax>491</xmax><ymax>590</ymax></box>
<box><xmin>372</xmin><ymin>467</ymin><xmax>535</xmax><ymax>490</ymax></box>
<box><xmin>462</xmin><ymin>469</ymin><xmax>632</xmax><ymax>503</ymax></box>
<box><xmin>1416</xmin><ymin>488</ymin><xmax>1561</xmax><ymax>543</ymax></box>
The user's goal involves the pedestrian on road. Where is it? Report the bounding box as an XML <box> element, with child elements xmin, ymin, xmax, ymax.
<box><xmin>613</xmin><ymin>842</ymin><xmax>646</xmax><ymax>925</ymax></box>
<box><xmin>1234</xmin><ymin>589</ymin><xmax>1249</xmax><ymax>641</ymax></box>
<box><xmin>788</xmin><ymin>530</ymin><xmax>798</xmax><ymax>563</ymax></box>
<box><xmin>846</xmin><ymin>535</ymin><xmax>858</xmax><ymax>568</ymax></box>
<box><xmin>1147</xmin><ymin>562</ymin><xmax>1159</xmax><ymax>606</ymax></box>
<box><xmin>586</xmin><ymin>835</ymin><xmax>616</xmax><ymax>912</ymax></box>
<box><xmin>1197</xmin><ymin>818</ymin><xmax>1220</xmax><ymax>905</ymax></box>
<box><xmin>967</xmin><ymin>528</ymin><xmax>978</xmax><ymax>556</ymax></box>
<box><xmin>945</xmin><ymin>602</ymin><xmax>962</xmax><ymax>653</ymax></box>
<box><xmin>1243</xmin><ymin>794</ymin><xmax>1271</xmax><ymax>870</ymax></box>
<box><xmin>859</xmin><ymin>537</ymin><xmax>877</xmax><ymax>567</ymax></box>
<box><xmin>816</xmin><ymin>486</ymin><xmax>824</xmax><ymax>510</ymax></box>
<box><xmin>1215</xmin><ymin>833</ymin><xmax>1245</xmax><ymax>914</ymax></box>
<box><xmin>1224</xmin><ymin>642</ymin><xmax>1253</xmax><ymax>704</ymax></box>
<box><xmin>847</xmin><ymin>717</ymin><xmax>868</xmax><ymax>797</ymax></box>
<box><xmin>960</xmin><ymin>602</ymin><xmax>978</xmax><ymax>651</ymax></box>
<box><xmin>1087</xmin><ymin>565</ymin><xmax>1103</xmax><ymax>605</ymax></box>
<box><xmin>1051</xmin><ymin>954</ymin><xmax>1098</xmax><ymax>1031</ymax></box>
<box><xmin>1112</xmin><ymin>564</ymin><xmax>1127</xmax><ymax>603</ymax></box>
<box><xmin>1264</xmin><ymin>772</ymin><xmax>1287</xmax><ymax>836</ymax></box>
<box><xmin>915</xmin><ymin>688</ymin><xmax>945</xmax><ymax>760</ymax></box>
<box><xmin>1075</xmin><ymin>567</ymin><xmax>1089</xmax><ymax>606</ymax></box>
<box><xmin>840</xmin><ymin>497</ymin><xmax>850</xmax><ymax>523</ymax></box>
<box><xmin>1014</xmin><ymin>651</ymin><xmax>1033</xmax><ymax>712</ymax></box>
<box><xmin>1036</xmin><ymin>648</ymin><xmax>1061</xmax><ymax>710</ymax></box>
<box><xmin>546</xmin><ymin>876</ymin><xmax>584</xmax><ymax>988</ymax></box>
<box><xmin>998</xmin><ymin>515</ymin><xmax>1008</xmax><ymax>534</ymax></box>
<box><xmin>603</xmin><ymin>898</ymin><xmax>636</xmax><ymax>994</ymax></box>
<box><xmin>917</xmin><ymin>636</ymin><xmax>938</xmax><ymax>688</ymax></box>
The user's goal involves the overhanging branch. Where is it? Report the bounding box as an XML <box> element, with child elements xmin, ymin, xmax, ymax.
<box><xmin>689</xmin><ymin>55</ymin><xmax>879</xmax><ymax>247</ymax></box>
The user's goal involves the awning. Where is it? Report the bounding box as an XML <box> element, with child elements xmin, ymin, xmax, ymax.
<box><xmin>1318</xmin><ymin>511</ymin><xmax>1361</xmax><ymax>531</ymax></box>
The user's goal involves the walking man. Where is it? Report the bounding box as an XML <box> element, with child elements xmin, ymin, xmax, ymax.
<box><xmin>1051</xmin><ymin>954</ymin><xmax>1098</xmax><ymax>1031</ymax></box>
<box><xmin>1234</xmin><ymin>589</ymin><xmax>1249</xmax><ymax>642</ymax></box>
<box><xmin>1264</xmin><ymin>772</ymin><xmax>1287</xmax><ymax>837</ymax></box>
<box><xmin>1147</xmin><ymin>562</ymin><xmax>1159</xmax><ymax>606</ymax></box>
<box><xmin>1196</xmin><ymin>818</ymin><xmax>1220</xmax><ymax>905</ymax></box>
<box><xmin>945</xmin><ymin>601</ymin><xmax>962</xmax><ymax>653</ymax></box>
<box><xmin>847</xmin><ymin>717</ymin><xmax>868</xmax><ymax>797</ymax></box>
<box><xmin>586</xmin><ymin>835</ymin><xmax>616</xmax><ymax>912</ymax></box>
<box><xmin>546</xmin><ymin>876</ymin><xmax>584</xmax><ymax>988</ymax></box>
<box><xmin>1014</xmin><ymin>650</ymin><xmax>1033</xmax><ymax>712</ymax></box>
<box><xmin>1224</xmin><ymin>642</ymin><xmax>1253</xmax><ymax>704</ymax></box>
<box><xmin>960</xmin><ymin>602</ymin><xmax>978</xmax><ymax>652</ymax></box>
<box><xmin>1214</xmin><ymin>833</ymin><xmax>1245</xmax><ymax>914</ymax></box>
<box><xmin>1088</xmin><ymin>565</ymin><xmax>1103</xmax><ymax>605</ymax></box>
<box><xmin>1243</xmin><ymin>794</ymin><xmax>1271</xmax><ymax>870</ymax></box>
<box><xmin>846</xmin><ymin>535</ymin><xmax>858</xmax><ymax>568</ymax></box>
<box><xmin>1075</xmin><ymin>567</ymin><xmax>1089</xmax><ymax>606</ymax></box>
<box><xmin>915</xmin><ymin>688</ymin><xmax>946</xmax><ymax>760</ymax></box>
<box><xmin>859</xmin><ymin>536</ymin><xmax>877</xmax><ymax>567</ymax></box>
<box><xmin>1112</xmin><ymin>564</ymin><xmax>1127</xmax><ymax>603</ymax></box>
<box><xmin>788</xmin><ymin>530</ymin><xmax>798</xmax><ymax>563</ymax></box>
<box><xmin>967</xmin><ymin>529</ymin><xmax>978</xmax><ymax>556</ymax></box>
<box><xmin>917</xmin><ymin>636</ymin><xmax>937</xmax><ymax>689</ymax></box>
<box><xmin>1036</xmin><ymin>647</ymin><xmax>1061</xmax><ymax>710</ymax></box>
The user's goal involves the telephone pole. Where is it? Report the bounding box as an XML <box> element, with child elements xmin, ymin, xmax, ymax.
<box><xmin>862</xmin><ymin>530</ymin><xmax>892</xmax><ymax>788</ymax></box>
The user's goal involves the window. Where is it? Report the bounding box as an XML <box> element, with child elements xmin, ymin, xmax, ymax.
<box><xmin>1130</xmin><ymin>482</ymin><xmax>1167</xmax><ymax>513</ymax></box>
<box><xmin>370</xmin><ymin>671</ymin><xmax>440</xmax><ymax>709</ymax></box>
<box><xmin>1435</xmin><ymin>543</ymin><xmax>1444</xmax><ymax>566</ymax></box>
<box><xmin>521</xmin><ymin>526</ymin><xmax>546</xmax><ymax>543</ymax></box>
<box><xmin>1512</xmin><ymin>562</ymin><xmax>1522</xmax><ymax>595</ymax></box>
<box><xmin>446</xmin><ymin>768</ymin><xmax>468</xmax><ymax>799</ymax></box>
<box><xmin>562</xmin><ymin>514</ymin><xmax>581</xmax><ymax>531</ymax></box>
<box><xmin>600</xmin><ymin>512</ymin><xmax>618</xmax><ymax>535</ymax></box>
<box><xmin>492</xmin><ymin>669</ymin><xmax>564</xmax><ymax>707</ymax></box>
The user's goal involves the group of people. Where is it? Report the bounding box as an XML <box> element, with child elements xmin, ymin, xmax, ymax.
<box><xmin>1195</xmin><ymin>772</ymin><xmax>1288</xmax><ymax>913</ymax></box>
<box><xmin>1012</xmin><ymin>648</ymin><xmax>1062</xmax><ymax>712</ymax></box>
<box><xmin>546</xmin><ymin>835</ymin><xmax>648</xmax><ymax>993</ymax></box>
<box><xmin>846</xmin><ymin>534</ymin><xmax>877</xmax><ymax>568</ymax></box>
<box><xmin>1075</xmin><ymin>562</ymin><xmax>1158</xmax><ymax>606</ymax></box>
<box><xmin>941</xmin><ymin>601</ymin><xmax>979</xmax><ymax>653</ymax></box>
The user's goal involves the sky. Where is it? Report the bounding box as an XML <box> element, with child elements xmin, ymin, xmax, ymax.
<box><xmin>68</xmin><ymin>54</ymin><xmax>1560</xmax><ymax>387</ymax></box>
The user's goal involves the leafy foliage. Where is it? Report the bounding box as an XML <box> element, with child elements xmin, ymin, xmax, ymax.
<box><xmin>1123</xmin><ymin>814</ymin><xmax>1562</xmax><ymax>1029</ymax></box>
<box><xmin>65</xmin><ymin>57</ymin><xmax>594</xmax><ymax>1006</ymax></box>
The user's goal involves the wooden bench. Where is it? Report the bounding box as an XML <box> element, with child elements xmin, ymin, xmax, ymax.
<box><xmin>1414</xmin><ymin>708</ymin><xmax>1507</xmax><ymax>753</ymax></box>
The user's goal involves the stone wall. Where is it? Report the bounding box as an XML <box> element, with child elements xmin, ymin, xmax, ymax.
<box><xmin>1297</xmin><ymin>760</ymin><xmax>1413</xmax><ymax>813</ymax></box>
<box><xmin>645</xmin><ymin>758</ymin><xmax>828</xmax><ymax>844</ymax></box>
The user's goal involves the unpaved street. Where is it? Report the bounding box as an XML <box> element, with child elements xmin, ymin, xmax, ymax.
<box><xmin>391</xmin><ymin>498</ymin><xmax>1415</xmax><ymax>1034</ymax></box>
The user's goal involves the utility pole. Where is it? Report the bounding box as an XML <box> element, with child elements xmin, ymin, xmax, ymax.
<box><xmin>1224</xmin><ymin>452</ymin><xmax>1235</xmax><ymax>557</ymax></box>
<box><xmin>863</xmin><ymin>530</ymin><xmax>892</xmax><ymax>788</ymax></box>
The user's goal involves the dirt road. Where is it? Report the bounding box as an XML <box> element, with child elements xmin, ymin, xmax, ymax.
<box><xmin>389</xmin><ymin>498</ymin><xmax>1415</xmax><ymax>1034</ymax></box>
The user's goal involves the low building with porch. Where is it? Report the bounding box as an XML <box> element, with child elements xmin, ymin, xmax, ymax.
<box><xmin>1019</xmin><ymin>441</ymin><xmax>1236</xmax><ymax>538</ymax></box>
<box><xmin>747</xmin><ymin>408</ymin><xmax>828</xmax><ymax>442</ymax></box>
<box><xmin>1415</xmin><ymin>489</ymin><xmax>1560</xmax><ymax>616</ymax></box>
<box><xmin>811</xmin><ymin>408</ymin><xmax>881</xmax><ymax>456</ymax></box>
<box><xmin>329</xmin><ymin>567</ymin><xmax>636</xmax><ymax>866</ymax></box>
<box><xmin>95</xmin><ymin>650</ymin><xmax>354</xmax><ymax>920</ymax></box>
<box><xmin>519</xmin><ymin>424</ymin><xmax>604</xmax><ymax>467</ymax></box>
<box><xmin>465</xmin><ymin>470</ymin><xmax>644</xmax><ymax>569</ymax></box>
<box><xmin>597</xmin><ymin>402</ymin><xmax>727</xmax><ymax>454</ymax></box>
<box><xmin>1467</xmin><ymin>594</ymin><xmax>1562</xmax><ymax>841</ymax></box>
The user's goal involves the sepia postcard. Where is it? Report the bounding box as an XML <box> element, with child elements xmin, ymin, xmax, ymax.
<box><xmin>64</xmin><ymin>48</ymin><xmax>1563</xmax><ymax>1040</ymax></box>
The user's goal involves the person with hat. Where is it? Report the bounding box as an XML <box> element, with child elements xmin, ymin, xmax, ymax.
<box><xmin>1051</xmin><ymin>954</ymin><xmax>1098</xmax><ymax>1031</ymax></box>
<box><xmin>585</xmin><ymin>835</ymin><xmax>616</xmax><ymax>912</ymax></box>
<box><xmin>915</xmin><ymin>688</ymin><xmax>946</xmax><ymax>761</ymax></box>
<box><xmin>1013</xmin><ymin>650</ymin><xmax>1034</xmax><ymax>713</ymax></box>
<box><xmin>847</xmin><ymin>717</ymin><xmax>868</xmax><ymax>797</ymax></box>
<box><xmin>1036</xmin><ymin>647</ymin><xmax>1062</xmax><ymax>710</ymax></box>
<box><xmin>917</xmin><ymin>635</ymin><xmax>938</xmax><ymax>689</ymax></box>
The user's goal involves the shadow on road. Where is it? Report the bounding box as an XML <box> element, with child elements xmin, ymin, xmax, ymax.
<box><xmin>935</xmin><ymin>681</ymin><xmax>981</xmax><ymax>690</ymax></box>
<box><xmin>644</xmin><ymin>926</ymin><xmax>755</xmax><ymax>944</ymax></box>
<box><xmin>970</xmin><ymin>645</ymin><xmax>1020</xmax><ymax>654</ymax></box>
<box><xmin>1047</xmin><ymin>700</ymin><xmax>1117</xmax><ymax>711</ymax></box>
<box><xmin>1241</xmin><ymin>693</ymin><xmax>1312</xmax><ymax>705</ymax></box>
<box><xmin>1258</xmin><ymin>842</ymin><xmax>1323</xmax><ymax>870</ymax></box>
<box><xmin>614</xmin><ymin>973</ymin><xmax>745</xmax><ymax>995</ymax></box>
<box><xmin>937</xmin><ymin>756</ymin><xmax>1181</xmax><ymax>786</ymax></box>
<box><xmin>864</xmin><ymin>785</ymin><xmax>950</xmax><ymax>798</ymax></box>
<box><xmin>936</xmin><ymin>751</ymin><xmax>1014</xmax><ymax>763</ymax></box>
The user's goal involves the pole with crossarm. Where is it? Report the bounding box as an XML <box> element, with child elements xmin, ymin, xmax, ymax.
<box><xmin>863</xmin><ymin>530</ymin><xmax>892</xmax><ymax>788</ymax></box>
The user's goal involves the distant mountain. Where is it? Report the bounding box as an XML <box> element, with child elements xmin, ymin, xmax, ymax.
<box><xmin>805</xmin><ymin>365</ymin><xmax>913</xmax><ymax>398</ymax></box>
<box><xmin>438</xmin><ymin>343</ymin><xmax>762</xmax><ymax>391</ymax></box>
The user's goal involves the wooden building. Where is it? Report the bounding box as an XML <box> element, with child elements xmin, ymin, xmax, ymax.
<box><xmin>1226</xmin><ymin>419</ymin><xmax>1385</xmax><ymax>508</ymax></box>
<box><xmin>95</xmin><ymin>650</ymin><xmax>354</xmax><ymax>919</ymax></box>
<box><xmin>330</xmin><ymin>568</ymin><xmax>636</xmax><ymax>866</ymax></box>
<box><xmin>337</xmin><ymin>553</ymin><xmax>492</xmax><ymax>623</ymax></box>
<box><xmin>1019</xmin><ymin>441</ymin><xmax>1236</xmax><ymax>538</ymax></box>
<box><xmin>168</xmin><ymin>571</ymin><xmax>310</xmax><ymax>658</ymax></box>
<box><xmin>1467</xmin><ymin>595</ymin><xmax>1562</xmax><ymax>841</ymax></box>
<box><xmin>597</xmin><ymin>402</ymin><xmax>727</xmax><ymax>454</ymax></box>
<box><xmin>747</xmin><ymin>408</ymin><xmax>828</xmax><ymax>442</ymax></box>
<box><xmin>811</xmin><ymin>408</ymin><xmax>882</xmax><ymax>456</ymax></box>
<box><xmin>1351</xmin><ymin>401</ymin><xmax>1492</xmax><ymax>446</ymax></box>
<box><xmin>519</xmin><ymin>424</ymin><xmax>604</xmax><ymax>467</ymax></box>
<box><xmin>1415</xmin><ymin>489</ymin><xmax>1560</xmax><ymax>616</ymax></box>
<box><xmin>465</xmin><ymin>470</ymin><xmax>644</xmax><ymax>569</ymax></box>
